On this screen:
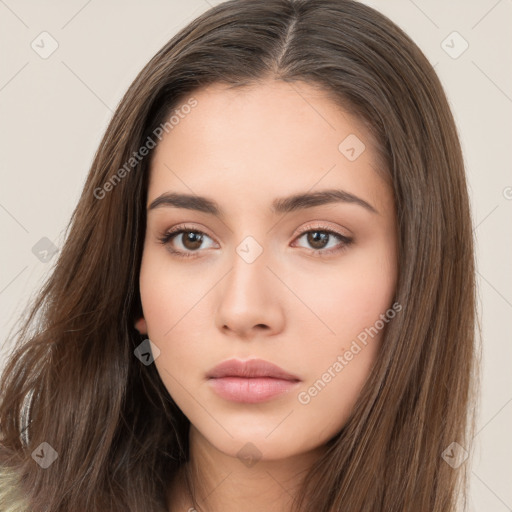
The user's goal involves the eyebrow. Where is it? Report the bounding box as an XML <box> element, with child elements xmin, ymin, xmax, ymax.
<box><xmin>147</xmin><ymin>188</ymin><xmax>378</xmax><ymax>216</ymax></box>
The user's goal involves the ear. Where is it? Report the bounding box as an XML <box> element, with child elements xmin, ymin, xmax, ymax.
<box><xmin>134</xmin><ymin>316</ymin><xmax>148</xmax><ymax>335</ymax></box>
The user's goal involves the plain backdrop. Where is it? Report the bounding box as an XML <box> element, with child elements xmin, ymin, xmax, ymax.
<box><xmin>0</xmin><ymin>0</ymin><xmax>511</xmax><ymax>510</ymax></box>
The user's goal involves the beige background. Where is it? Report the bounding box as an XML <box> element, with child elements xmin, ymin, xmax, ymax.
<box><xmin>1</xmin><ymin>0</ymin><xmax>511</xmax><ymax>509</ymax></box>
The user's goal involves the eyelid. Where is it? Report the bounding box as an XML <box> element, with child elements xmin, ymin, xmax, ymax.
<box><xmin>157</xmin><ymin>222</ymin><xmax>218</xmax><ymax>247</ymax></box>
<box><xmin>160</xmin><ymin>222</ymin><xmax>216</xmax><ymax>240</ymax></box>
<box><xmin>293</xmin><ymin>220</ymin><xmax>352</xmax><ymax>239</ymax></box>
<box><xmin>161</xmin><ymin>220</ymin><xmax>351</xmax><ymax>240</ymax></box>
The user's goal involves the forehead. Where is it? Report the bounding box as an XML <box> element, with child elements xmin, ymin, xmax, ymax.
<box><xmin>147</xmin><ymin>80</ymin><xmax>392</xmax><ymax>216</ymax></box>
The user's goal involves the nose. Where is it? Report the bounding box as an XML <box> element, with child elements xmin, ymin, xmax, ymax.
<box><xmin>215</xmin><ymin>249</ymin><xmax>285</xmax><ymax>339</ymax></box>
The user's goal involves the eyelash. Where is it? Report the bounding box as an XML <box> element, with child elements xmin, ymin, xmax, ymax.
<box><xmin>157</xmin><ymin>223</ymin><xmax>353</xmax><ymax>259</ymax></box>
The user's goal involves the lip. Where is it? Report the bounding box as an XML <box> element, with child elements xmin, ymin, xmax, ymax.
<box><xmin>207</xmin><ymin>358</ymin><xmax>301</xmax><ymax>403</ymax></box>
<box><xmin>207</xmin><ymin>358</ymin><xmax>300</xmax><ymax>380</ymax></box>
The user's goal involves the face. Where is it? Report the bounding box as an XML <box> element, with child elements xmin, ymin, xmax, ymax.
<box><xmin>138</xmin><ymin>80</ymin><xmax>398</xmax><ymax>462</ymax></box>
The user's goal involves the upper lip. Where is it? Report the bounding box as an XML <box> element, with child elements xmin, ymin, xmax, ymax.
<box><xmin>207</xmin><ymin>358</ymin><xmax>300</xmax><ymax>381</ymax></box>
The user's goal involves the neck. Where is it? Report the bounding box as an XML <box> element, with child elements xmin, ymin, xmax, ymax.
<box><xmin>167</xmin><ymin>425</ymin><xmax>326</xmax><ymax>512</ymax></box>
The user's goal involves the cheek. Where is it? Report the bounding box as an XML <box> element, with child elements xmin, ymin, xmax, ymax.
<box><xmin>138</xmin><ymin>246</ymin><xmax>208</xmax><ymax>339</ymax></box>
<box><xmin>287</xmin><ymin>247</ymin><xmax>397</xmax><ymax>427</ymax></box>
<box><xmin>285</xmin><ymin>244</ymin><xmax>397</xmax><ymax>347</ymax></box>
<box><xmin>295</xmin><ymin>345</ymin><xmax>379</xmax><ymax>443</ymax></box>
<box><xmin>138</xmin><ymin>247</ymin><xmax>215</xmax><ymax>379</ymax></box>
<box><xmin>292</xmin><ymin>292</ymin><xmax>394</xmax><ymax>440</ymax></box>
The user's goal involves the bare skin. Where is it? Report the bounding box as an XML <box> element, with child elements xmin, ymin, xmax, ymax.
<box><xmin>136</xmin><ymin>79</ymin><xmax>398</xmax><ymax>511</ymax></box>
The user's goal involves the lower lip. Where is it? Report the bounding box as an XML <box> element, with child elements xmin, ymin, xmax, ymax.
<box><xmin>208</xmin><ymin>377</ymin><xmax>300</xmax><ymax>403</ymax></box>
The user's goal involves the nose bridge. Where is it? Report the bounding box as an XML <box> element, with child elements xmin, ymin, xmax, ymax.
<box><xmin>215</xmin><ymin>231</ymin><xmax>284</xmax><ymax>335</ymax></box>
<box><xmin>225</xmin><ymin>235</ymin><xmax>271</xmax><ymax>308</ymax></box>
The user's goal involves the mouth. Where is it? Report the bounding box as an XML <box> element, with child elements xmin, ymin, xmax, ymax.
<box><xmin>206</xmin><ymin>358</ymin><xmax>301</xmax><ymax>403</ymax></box>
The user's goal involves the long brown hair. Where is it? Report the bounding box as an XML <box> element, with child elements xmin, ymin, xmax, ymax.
<box><xmin>0</xmin><ymin>0</ymin><xmax>478</xmax><ymax>510</ymax></box>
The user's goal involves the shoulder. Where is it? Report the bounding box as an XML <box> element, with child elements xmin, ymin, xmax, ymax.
<box><xmin>0</xmin><ymin>464</ymin><xmax>30</xmax><ymax>512</ymax></box>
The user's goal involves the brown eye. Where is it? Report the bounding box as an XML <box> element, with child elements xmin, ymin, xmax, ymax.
<box><xmin>158</xmin><ymin>224</ymin><xmax>353</xmax><ymax>259</ymax></box>
<box><xmin>293</xmin><ymin>226</ymin><xmax>353</xmax><ymax>256</ymax></box>
<box><xmin>305</xmin><ymin>231</ymin><xmax>330</xmax><ymax>250</ymax></box>
<box><xmin>158</xmin><ymin>227</ymin><xmax>216</xmax><ymax>259</ymax></box>
<box><xmin>180</xmin><ymin>231</ymin><xmax>204</xmax><ymax>251</ymax></box>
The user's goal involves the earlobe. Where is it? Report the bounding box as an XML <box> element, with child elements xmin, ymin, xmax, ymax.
<box><xmin>134</xmin><ymin>317</ymin><xmax>148</xmax><ymax>335</ymax></box>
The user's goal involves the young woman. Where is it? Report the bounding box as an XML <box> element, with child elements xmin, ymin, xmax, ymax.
<box><xmin>0</xmin><ymin>0</ymin><xmax>478</xmax><ymax>510</ymax></box>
